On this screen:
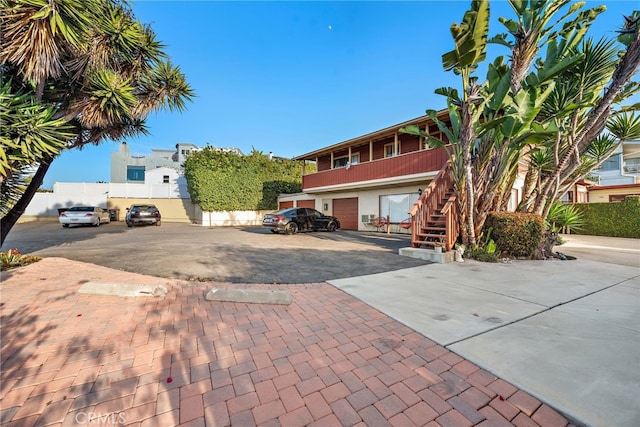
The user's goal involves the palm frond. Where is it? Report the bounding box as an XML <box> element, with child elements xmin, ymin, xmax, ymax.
<box><xmin>607</xmin><ymin>112</ymin><xmax>640</xmax><ymax>141</ymax></box>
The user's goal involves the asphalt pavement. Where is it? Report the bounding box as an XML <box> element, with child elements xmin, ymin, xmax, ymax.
<box><xmin>1</xmin><ymin>221</ymin><xmax>430</xmax><ymax>283</ymax></box>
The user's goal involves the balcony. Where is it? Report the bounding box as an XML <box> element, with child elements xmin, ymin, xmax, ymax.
<box><xmin>302</xmin><ymin>147</ymin><xmax>449</xmax><ymax>192</ymax></box>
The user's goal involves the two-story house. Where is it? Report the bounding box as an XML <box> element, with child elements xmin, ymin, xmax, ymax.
<box><xmin>280</xmin><ymin>110</ymin><xmax>458</xmax><ymax>249</ymax></box>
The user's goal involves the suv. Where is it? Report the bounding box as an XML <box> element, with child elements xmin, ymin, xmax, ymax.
<box><xmin>126</xmin><ymin>204</ymin><xmax>161</xmax><ymax>227</ymax></box>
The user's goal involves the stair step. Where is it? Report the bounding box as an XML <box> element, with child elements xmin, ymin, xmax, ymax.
<box><xmin>417</xmin><ymin>233</ymin><xmax>446</xmax><ymax>239</ymax></box>
<box><xmin>421</xmin><ymin>227</ymin><xmax>446</xmax><ymax>232</ymax></box>
<box><xmin>412</xmin><ymin>240</ymin><xmax>438</xmax><ymax>247</ymax></box>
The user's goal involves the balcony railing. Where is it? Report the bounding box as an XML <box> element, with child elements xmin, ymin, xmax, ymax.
<box><xmin>302</xmin><ymin>147</ymin><xmax>449</xmax><ymax>190</ymax></box>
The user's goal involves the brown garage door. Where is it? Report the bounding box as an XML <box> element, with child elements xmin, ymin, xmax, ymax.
<box><xmin>278</xmin><ymin>201</ymin><xmax>294</xmax><ymax>209</ymax></box>
<box><xmin>297</xmin><ymin>199</ymin><xmax>316</xmax><ymax>209</ymax></box>
<box><xmin>333</xmin><ymin>197</ymin><xmax>358</xmax><ymax>230</ymax></box>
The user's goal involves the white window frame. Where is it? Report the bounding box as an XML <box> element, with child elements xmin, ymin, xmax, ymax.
<box><xmin>350</xmin><ymin>153</ymin><xmax>360</xmax><ymax>165</ymax></box>
<box><xmin>384</xmin><ymin>143</ymin><xmax>396</xmax><ymax>158</ymax></box>
<box><xmin>379</xmin><ymin>193</ymin><xmax>416</xmax><ymax>223</ymax></box>
<box><xmin>333</xmin><ymin>155</ymin><xmax>349</xmax><ymax>168</ymax></box>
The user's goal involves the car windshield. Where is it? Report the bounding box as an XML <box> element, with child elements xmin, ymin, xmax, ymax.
<box><xmin>132</xmin><ymin>205</ymin><xmax>156</xmax><ymax>211</ymax></box>
<box><xmin>68</xmin><ymin>207</ymin><xmax>94</xmax><ymax>212</ymax></box>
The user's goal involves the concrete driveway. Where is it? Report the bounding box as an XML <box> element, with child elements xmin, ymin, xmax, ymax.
<box><xmin>1</xmin><ymin>222</ymin><xmax>430</xmax><ymax>283</ymax></box>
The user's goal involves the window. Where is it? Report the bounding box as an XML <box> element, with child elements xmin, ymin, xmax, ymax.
<box><xmin>163</xmin><ymin>175</ymin><xmax>170</xmax><ymax>183</ymax></box>
<box><xmin>609</xmin><ymin>194</ymin><xmax>635</xmax><ymax>202</ymax></box>
<box><xmin>334</xmin><ymin>153</ymin><xmax>360</xmax><ymax>168</ymax></box>
<box><xmin>384</xmin><ymin>143</ymin><xmax>398</xmax><ymax>158</ymax></box>
<box><xmin>379</xmin><ymin>193</ymin><xmax>418</xmax><ymax>223</ymax></box>
<box><xmin>126</xmin><ymin>166</ymin><xmax>145</xmax><ymax>182</ymax></box>
<box><xmin>561</xmin><ymin>192</ymin><xmax>574</xmax><ymax>203</ymax></box>
<box><xmin>333</xmin><ymin>156</ymin><xmax>349</xmax><ymax>168</ymax></box>
<box><xmin>597</xmin><ymin>154</ymin><xmax>620</xmax><ymax>171</ymax></box>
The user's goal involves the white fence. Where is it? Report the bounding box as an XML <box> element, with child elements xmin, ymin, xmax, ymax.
<box><xmin>23</xmin><ymin>182</ymin><xmax>189</xmax><ymax>217</ymax></box>
<box><xmin>195</xmin><ymin>207</ymin><xmax>271</xmax><ymax>227</ymax></box>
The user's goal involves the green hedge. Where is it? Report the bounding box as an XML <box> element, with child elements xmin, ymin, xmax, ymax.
<box><xmin>573</xmin><ymin>196</ymin><xmax>640</xmax><ymax>238</ymax></box>
<box><xmin>484</xmin><ymin>212</ymin><xmax>544</xmax><ymax>258</ymax></box>
<box><xmin>183</xmin><ymin>149</ymin><xmax>304</xmax><ymax>211</ymax></box>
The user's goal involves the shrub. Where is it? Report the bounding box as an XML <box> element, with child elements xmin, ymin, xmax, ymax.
<box><xmin>1</xmin><ymin>249</ymin><xmax>41</xmax><ymax>271</ymax></box>
<box><xmin>573</xmin><ymin>196</ymin><xmax>640</xmax><ymax>238</ymax></box>
<box><xmin>183</xmin><ymin>149</ymin><xmax>304</xmax><ymax>212</ymax></box>
<box><xmin>484</xmin><ymin>212</ymin><xmax>544</xmax><ymax>258</ymax></box>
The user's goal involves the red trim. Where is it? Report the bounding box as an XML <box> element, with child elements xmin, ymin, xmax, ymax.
<box><xmin>590</xmin><ymin>183</ymin><xmax>640</xmax><ymax>190</ymax></box>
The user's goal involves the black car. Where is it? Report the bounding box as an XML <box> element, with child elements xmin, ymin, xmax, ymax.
<box><xmin>263</xmin><ymin>208</ymin><xmax>340</xmax><ymax>234</ymax></box>
<box><xmin>126</xmin><ymin>204</ymin><xmax>161</xmax><ymax>227</ymax></box>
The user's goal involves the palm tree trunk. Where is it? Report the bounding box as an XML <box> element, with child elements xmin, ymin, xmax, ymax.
<box><xmin>460</xmin><ymin>96</ymin><xmax>477</xmax><ymax>247</ymax></box>
<box><xmin>1</xmin><ymin>158</ymin><xmax>53</xmax><ymax>246</ymax></box>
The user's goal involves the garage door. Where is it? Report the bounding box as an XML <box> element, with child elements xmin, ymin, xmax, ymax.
<box><xmin>297</xmin><ymin>199</ymin><xmax>316</xmax><ymax>209</ymax></box>
<box><xmin>333</xmin><ymin>197</ymin><xmax>358</xmax><ymax>230</ymax></box>
<box><xmin>278</xmin><ymin>201</ymin><xmax>294</xmax><ymax>209</ymax></box>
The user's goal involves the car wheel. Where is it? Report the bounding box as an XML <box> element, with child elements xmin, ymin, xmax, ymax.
<box><xmin>127</xmin><ymin>221</ymin><xmax>133</xmax><ymax>228</ymax></box>
<box><xmin>94</xmin><ymin>219</ymin><xmax>101</xmax><ymax>227</ymax></box>
<box><xmin>285</xmin><ymin>222</ymin><xmax>298</xmax><ymax>235</ymax></box>
<box><xmin>270</xmin><ymin>229</ymin><xmax>278</xmax><ymax>234</ymax></box>
<box><xmin>62</xmin><ymin>224</ymin><xmax>69</xmax><ymax>228</ymax></box>
<box><xmin>327</xmin><ymin>221</ymin><xmax>337</xmax><ymax>232</ymax></box>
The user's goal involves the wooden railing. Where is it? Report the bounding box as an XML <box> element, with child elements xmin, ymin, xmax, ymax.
<box><xmin>409</xmin><ymin>161</ymin><xmax>459</xmax><ymax>251</ymax></box>
<box><xmin>302</xmin><ymin>148</ymin><xmax>449</xmax><ymax>190</ymax></box>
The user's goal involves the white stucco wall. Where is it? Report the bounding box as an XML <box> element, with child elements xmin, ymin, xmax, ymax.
<box><xmin>195</xmin><ymin>208</ymin><xmax>272</xmax><ymax>227</ymax></box>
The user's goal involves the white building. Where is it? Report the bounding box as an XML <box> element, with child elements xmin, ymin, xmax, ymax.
<box><xmin>591</xmin><ymin>140</ymin><xmax>640</xmax><ymax>186</ymax></box>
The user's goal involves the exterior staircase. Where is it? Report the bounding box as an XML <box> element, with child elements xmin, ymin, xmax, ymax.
<box><xmin>409</xmin><ymin>161</ymin><xmax>458</xmax><ymax>251</ymax></box>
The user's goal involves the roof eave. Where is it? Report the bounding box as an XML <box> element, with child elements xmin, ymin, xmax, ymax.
<box><xmin>294</xmin><ymin>108</ymin><xmax>449</xmax><ymax>161</ymax></box>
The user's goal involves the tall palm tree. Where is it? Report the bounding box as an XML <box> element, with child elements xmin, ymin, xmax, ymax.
<box><xmin>0</xmin><ymin>0</ymin><xmax>194</xmax><ymax>245</ymax></box>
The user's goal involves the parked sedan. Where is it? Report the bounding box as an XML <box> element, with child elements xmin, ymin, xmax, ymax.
<box><xmin>59</xmin><ymin>206</ymin><xmax>111</xmax><ymax>227</ymax></box>
<box><xmin>263</xmin><ymin>207</ymin><xmax>340</xmax><ymax>234</ymax></box>
<box><xmin>126</xmin><ymin>204</ymin><xmax>161</xmax><ymax>227</ymax></box>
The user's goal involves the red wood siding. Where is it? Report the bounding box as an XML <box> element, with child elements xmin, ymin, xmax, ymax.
<box><xmin>318</xmin><ymin>155</ymin><xmax>332</xmax><ymax>172</ymax></box>
<box><xmin>372</xmin><ymin>137</ymin><xmax>394</xmax><ymax>160</ymax></box>
<box><xmin>302</xmin><ymin>147</ymin><xmax>449</xmax><ymax>190</ymax></box>
<box><xmin>278</xmin><ymin>201</ymin><xmax>294</xmax><ymax>209</ymax></box>
<box><xmin>400</xmin><ymin>135</ymin><xmax>420</xmax><ymax>153</ymax></box>
<box><xmin>333</xmin><ymin>198</ymin><xmax>358</xmax><ymax>230</ymax></box>
<box><xmin>297</xmin><ymin>199</ymin><xmax>316</xmax><ymax>209</ymax></box>
<box><xmin>354</xmin><ymin>145</ymin><xmax>370</xmax><ymax>162</ymax></box>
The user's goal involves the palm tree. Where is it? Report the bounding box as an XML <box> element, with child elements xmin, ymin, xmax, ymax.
<box><xmin>0</xmin><ymin>0</ymin><xmax>194</xmax><ymax>245</ymax></box>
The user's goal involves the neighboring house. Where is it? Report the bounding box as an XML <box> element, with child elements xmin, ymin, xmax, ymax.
<box><xmin>286</xmin><ymin>111</ymin><xmax>469</xmax><ymax>249</ymax></box>
<box><xmin>110</xmin><ymin>141</ymin><xmax>200</xmax><ymax>183</ymax></box>
<box><xmin>560</xmin><ymin>139</ymin><xmax>640</xmax><ymax>203</ymax></box>
<box><xmin>591</xmin><ymin>140</ymin><xmax>640</xmax><ymax>186</ymax></box>
<box><xmin>587</xmin><ymin>183</ymin><xmax>640</xmax><ymax>203</ymax></box>
<box><xmin>560</xmin><ymin>179</ymin><xmax>592</xmax><ymax>204</ymax></box>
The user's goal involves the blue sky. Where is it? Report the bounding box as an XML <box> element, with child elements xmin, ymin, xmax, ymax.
<box><xmin>43</xmin><ymin>0</ymin><xmax>639</xmax><ymax>188</ymax></box>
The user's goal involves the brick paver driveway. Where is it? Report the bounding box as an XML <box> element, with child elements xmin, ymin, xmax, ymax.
<box><xmin>2</xmin><ymin>222</ymin><xmax>430</xmax><ymax>283</ymax></box>
<box><xmin>0</xmin><ymin>258</ymin><xmax>569</xmax><ymax>426</ymax></box>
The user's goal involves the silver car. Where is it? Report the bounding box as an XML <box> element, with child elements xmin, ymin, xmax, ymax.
<box><xmin>59</xmin><ymin>206</ymin><xmax>111</xmax><ymax>228</ymax></box>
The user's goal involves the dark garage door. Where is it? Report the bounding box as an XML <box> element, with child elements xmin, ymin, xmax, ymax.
<box><xmin>333</xmin><ymin>197</ymin><xmax>358</xmax><ymax>230</ymax></box>
<box><xmin>297</xmin><ymin>199</ymin><xmax>316</xmax><ymax>209</ymax></box>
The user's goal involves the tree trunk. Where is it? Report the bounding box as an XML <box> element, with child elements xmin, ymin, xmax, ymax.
<box><xmin>532</xmin><ymin>28</ymin><xmax>640</xmax><ymax>214</ymax></box>
<box><xmin>1</xmin><ymin>158</ymin><xmax>53</xmax><ymax>246</ymax></box>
